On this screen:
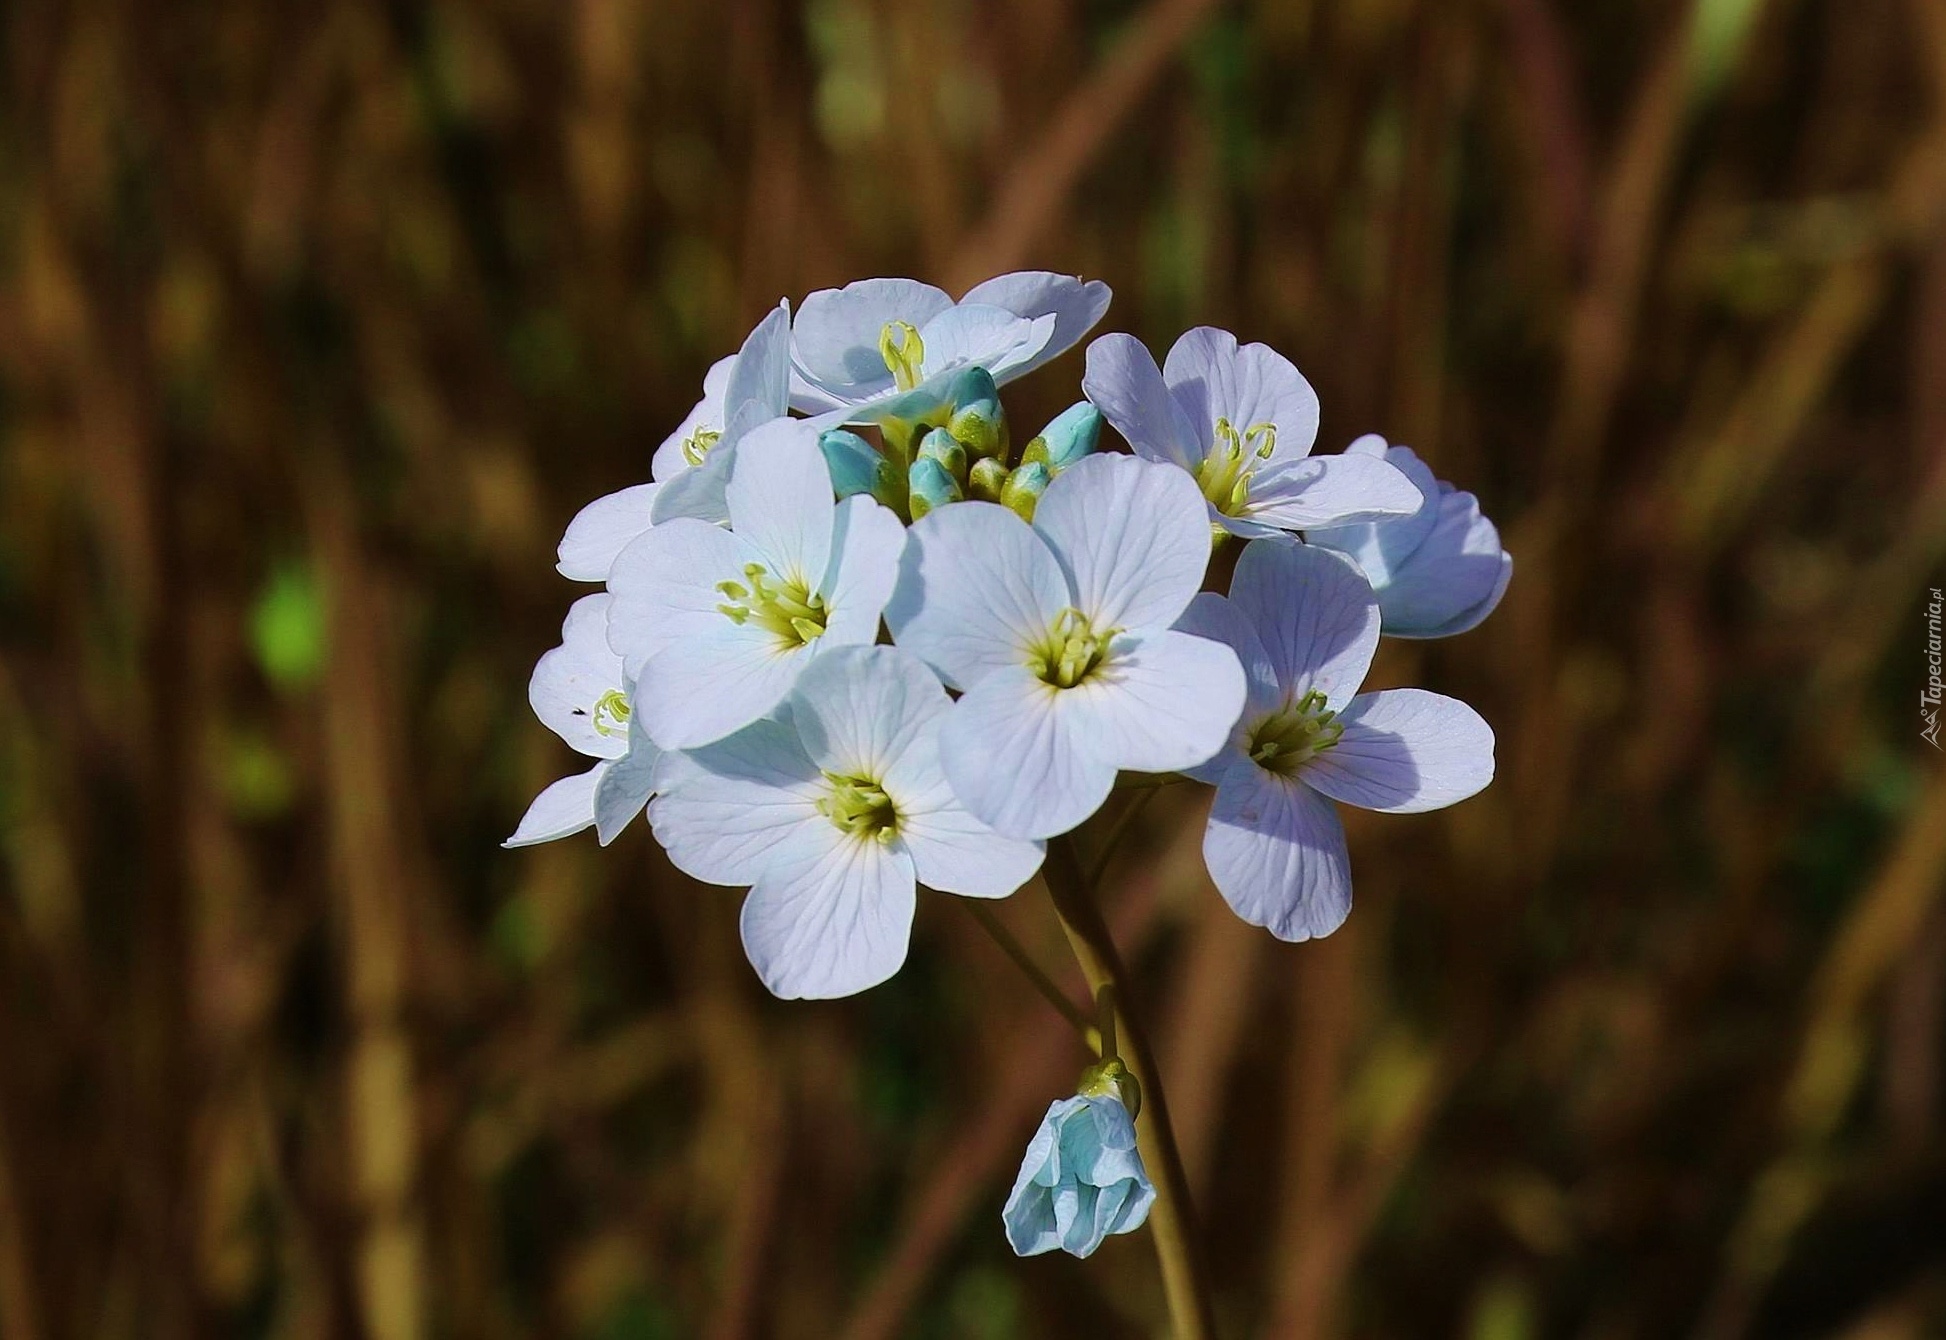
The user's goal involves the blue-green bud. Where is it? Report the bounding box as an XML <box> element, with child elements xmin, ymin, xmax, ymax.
<box><xmin>819</xmin><ymin>429</ymin><xmax>893</xmax><ymax>501</ymax></box>
<box><xmin>916</xmin><ymin>426</ymin><xmax>968</xmax><ymax>484</ymax></box>
<box><xmin>908</xmin><ymin>455</ymin><xmax>964</xmax><ymax>520</ymax></box>
<box><xmin>1000</xmin><ymin>461</ymin><xmax>1051</xmax><ymax>522</ymax></box>
<box><xmin>1020</xmin><ymin>401</ymin><xmax>1101</xmax><ymax>472</ymax></box>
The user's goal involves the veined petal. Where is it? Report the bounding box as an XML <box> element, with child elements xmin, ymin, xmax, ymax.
<box><xmin>1229</xmin><ymin>541</ymin><xmax>1379</xmax><ymax>711</ymax></box>
<box><xmin>739</xmin><ymin>822</ymin><xmax>917</xmax><ymax>999</ymax></box>
<box><xmin>1302</xmin><ymin>688</ymin><xmax>1494</xmax><ymax>813</ymax></box>
<box><xmin>557</xmin><ymin>483</ymin><xmax>659</xmax><ymax>582</ymax></box>
<box><xmin>1163</xmin><ymin>327</ymin><xmax>1321</xmax><ymax>465</ymax></box>
<box><xmin>886</xmin><ymin>732</ymin><xmax>1044</xmax><ymax>897</ymax></box>
<box><xmin>960</xmin><ymin>272</ymin><xmax>1112</xmax><ymax>381</ymax></box>
<box><xmin>725</xmin><ymin>419</ymin><xmax>834</xmax><ymax>590</ymax></box>
<box><xmin>938</xmin><ymin>667</ymin><xmax>1118</xmax><ymax>840</ymax></box>
<box><xmin>1367</xmin><ymin>491</ymin><xmax>1512</xmax><ymax>638</ymax></box>
<box><xmin>529</xmin><ymin>593</ymin><xmax>629</xmax><ymax>759</ymax></box>
<box><xmin>885</xmin><ymin>502</ymin><xmax>1068</xmax><ymax>691</ymax></box>
<box><xmin>649</xmin><ymin>448</ymin><xmax>733</xmax><ymax>525</ymax></box>
<box><xmin>1203</xmin><ymin>759</ymin><xmax>1352</xmax><ymax>941</ymax></box>
<box><xmin>1403</xmin><ymin>549</ymin><xmax>1513</xmax><ymax>640</ymax></box>
<box><xmin>1032</xmin><ymin>453</ymin><xmax>1213</xmax><ymax>630</ymax></box>
<box><xmin>1059</xmin><ymin>629</ymin><xmax>1246</xmax><ymax>774</ymax></box>
<box><xmin>504</xmin><ymin>762</ymin><xmax>607</xmax><ymax>848</ymax></box>
<box><xmin>648</xmin><ymin>718</ymin><xmax>823</xmax><ymax>884</ymax></box>
<box><xmin>790</xmin><ymin>644</ymin><xmax>949</xmax><ymax>780</ymax></box>
<box><xmin>918</xmin><ymin>303</ymin><xmax>1055</xmax><ymax>383</ymax></box>
<box><xmin>790</xmin><ymin>277</ymin><xmax>955</xmax><ymax>408</ymax></box>
<box><xmin>593</xmin><ymin>710</ymin><xmax>662</xmax><ymax>845</ymax></box>
<box><xmin>633</xmin><ymin>632</ymin><xmax>810</xmax><ymax>750</ymax></box>
<box><xmin>722</xmin><ymin>300</ymin><xmax>792</xmax><ymax>430</ymax></box>
<box><xmin>818</xmin><ymin>495</ymin><xmax>906</xmax><ymax>647</ymax></box>
<box><xmin>606</xmin><ymin>519</ymin><xmax>763</xmax><ymax>678</ymax></box>
<box><xmin>1304</xmin><ymin>438</ymin><xmax>1442</xmax><ymax>584</ymax></box>
<box><xmin>1081</xmin><ymin>333</ymin><xmax>1201</xmax><ymax>470</ymax></box>
<box><xmin>1242</xmin><ymin>453</ymin><xmax>1423</xmax><ymax>531</ymax></box>
<box><xmin>652</xmin><ymin>356</ymin><xmax>734</xmax><ymax>480</ymax></box>
<box><xmin>1174</xmin><ymin>592</ymin><xmax>1282</xmax><ymax>724</ymax></box>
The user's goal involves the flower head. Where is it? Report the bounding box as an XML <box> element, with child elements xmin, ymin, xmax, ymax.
<box><xmin>649</xmin><ymin>644</ymin><xmax>1044</xmax><ymax>999</ymax></box>
<box><xmin>505</xmin><ymin>594</ymin><xmax>661</xmax><ymax>847</ymax></box>
<box><xmin>886</xmin><ymin>453</ymin><xmax>1246</xmax><ymax>839</ymax></box>
<box><xmin>1307</xmin><ymin>435</ymin><xmax>1513</xmax><ymax>638</ymax></box>
<box><xmin>1083</xmin><ymin>328</ymin><xmax>1423</xmax><ymax>538</ymax></box>
<box><xmin>1176</xmin><ymin>541</ymin><xmax>1495</xmax><ymax>939</ymax></box>
<box><xmin>1002</xmin><ymin>1067</ymin><xmax>1155</xmax><ymax>1259</ymax></box>
<box><xmin>606</xmin><ymin>418</ymin><xmax>906</xmax><ymax>749</ymax></box>
<box><xmin>789</xmin><ymin>273</ymin><xmax>1111</xmax><ymax>416</ymax></box>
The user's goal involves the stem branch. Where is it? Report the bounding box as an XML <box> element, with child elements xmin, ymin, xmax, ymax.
<box><xmin>964</xmin><ymin>901</ymin><xmax>1102</xmax><ymax>1054</ymax></box>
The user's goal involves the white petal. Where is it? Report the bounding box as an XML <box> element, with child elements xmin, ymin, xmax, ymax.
<box><xmin>1228</xmin><ymin>541</ymin><xmax>1379</xmax><ymax>710</ymax></box>
<box><xmin>649</xmin><ymin>449</ymin><xmax>732</xmax><ymax>524</ymax></box>
<box><xmin>937</xmin><ymin>667</ymin><xmax>1119</xmax><ymax>840</ymax></box>
<box><xmin>1302</xmin><ymin>689</ymin><xmax>1494</xmax><ymax>813</ymax></box>
<box><xmin>1058</xmin><ymin>629</ymin><xmax>1245</xmax><ymax>774</ymax></box>
<box><xmin>1243</xmin><ymin>453</ymin><xmax>1423</xmax><ymax>531</ymax></box>
<box><xmin>739</xmin><ymin>822</ymin><xmax>917</xmax><ymax>999</ymax></box>
<box><xmin>606</xmin><ymin>519</ymin><xmax>761</xmax><ymax>678</ymax></box>
<box><xmin>1081</xmin><ymin>333</ymin><xmax>1201</xmax><ymax>470</ymax></box>
<box><xmin>725</xmin><ymin>419</ymin><xmax>834</xmax><ymax>589</ymax></box>
<box><xmin>1163</xmin><ymin>327</ymin><xmax>1320</xmax><ymax>464</ymax></box>
<box><xmin>961</xmin><ymin>272</ymin><xmax>1112</xmax><ymax>382</ymax></box>
<box><xmin>1032</xmin><ymin>453</ymin><xmax>1212</xmax><ymax>630</ymax></box>
<box><xmin>818</xmin><ymin>495</ymin><xmax>906</xmax><ymax>647</ymax></box>
<box><xmin>633</xmin><ymin>632</ymin><xmax>811</xmax><ymax>750</ymax></box>
<box><xmin>790</xmin><ymin>277</ymin><xmax>954</xmax><ymax>407</ymax></box>
<box><xmin>557</xmin><ymin>483</ymin><xmax>660</xmax><ymax>582</ymax></box>
<box><xmin>1203</xmin><ymin>759</ymin><xmax>1352</xmax><ymax>941</ymax></box>
<box><xmin>528</xmin><ymin>593</ymin><xmax>628</xmax><ymax>758</ymax></box>
<box><xmin>917</xmin><ymin>303</ymin><xmax>1055</xmax><ymax>382</ymax></box>
<box><xmin>885</xmin><ymin>502</ymin><xmax>1068</xmax><ymax>691</ymax></box>
<box><xmin>721</xmin><ymin>300</ymin><xmax>793</xmax><ymax>431</ymax></box>
<box><xmin>884</xmin><ymin>732</ymin><xmax>1044</xmax><ymax>897</ymax></box>
<box><xmin>504</xmin><ymin>762</ymin><xmax>607</xmax><ymax>848</ymax></box>
<box><xmin>789</xmin><ymin>644</ymin><xmax>949</xmax><ymax>779</ymax></box>
<box><xmin>1304</xmin><ymin>440</ymin><xmax>1441</xmax><ymax>584</ymax></box>
<box><xmin>648</xmin><ymin>718</ymin><xmax>823</xmax><ymax>884</ymax></box>
<box><xmin>593</xmin><ymin>712</ymin><xmax>662</xmax><ymax>845</ymax></box>
<box><xmin>1172</xmin><ymin>592</ymin><xmax>1281</xmax><ymax>727</ymax></box>
<box><xmin>652</xmin><ymin>356</ymin><xmax>734</xmax><ymax>479</ymax></box>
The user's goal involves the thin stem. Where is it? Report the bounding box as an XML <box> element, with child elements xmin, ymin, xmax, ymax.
<box><xmin>964</xmin><ymin>901</ymin><xmax>1102</xmax><ymax>1055</ymax></box>
<box><xmin>1041</xmin><ymin>836</ymin><xmax>1216</xmax><ymax>1340</ymax></box>
<box><xmin>1089</xmin><ymin>785</ymin><xmax>1163</xmax><ymax>889</ymax></box>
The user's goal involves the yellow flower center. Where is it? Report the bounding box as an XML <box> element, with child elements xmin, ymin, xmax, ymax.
<box><xmin>715</xmin><ymin>563</ymin><xmax>828</xmax><ymax>648</ymax></box>
<box><xmin>1025</xmin><ymin>608</ymin><xmax>1119</xmax><ymax>689</ymax></box>
<box><xmin>680</xmin><ymin>426</ymin><xmax>723</xmax><ymax>468</ymax></box>
<box><xmin>1247</xmin><ymin>689</ymin><xmax>1343</xmax><ymax>776</ymax></box>
<box><xmin>590</xmin><ymin>688</ymin><xmax>632</xmax><ymax>739</ymax></box>
<box><xmin>878</xmin><ymin>320</ymin><xmax>926</xmax><ymax>392</ymax></box>
<box><xmin>1193</xmin><ymin>417</ymin><xmax>1278</xmax><ymax>517</ymax></box>
<box><xmin>818</xmin><ymin>772</ymin><xmax>898</xmax><ymax>842</ymax></box>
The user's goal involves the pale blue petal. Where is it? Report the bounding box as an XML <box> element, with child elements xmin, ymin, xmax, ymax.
<box><xmin>1304</xmin><ymin>438</ymin><xmax>1441</xmax><ymax>585</ymax></box>
<box><xmin>959</xmin><ymin>272</ymin><xmax>1112</xmax><ymax>380</ymax></box>
<box><xmin>652</xmin><ymin>355</ymin><xmax>734</xmax><ymax>479</ymax></box>
<box><xmin>1302</xmin><ymin>688</ymin><xmax>1494</xmax><ymax>814</ymax></box>
<box><xmin>1172</xmin><ymin>592</ymin><xmax>1279</xmax><ymax>778</ymax></box>
<box><xmin>1227</xmin><ymin>541</ymin><xmax>1380</xmax><ymax>710</ymax></box>
<box><xmin>790</xmin><ymin>277</ymin><xmax>955</xmax><ymax>408</ymax></box>
<box><xmin>1031</xmin><ymin>453</ymin><xmax>1212</xmax><ymax>630</ymax></box>
<box><xmin>1242</xmin><ymin>453</ymin><xmax>1424</xmax><ymax>531</ymax></box>
<box><xmin>724</xmin><ymin>419</ymin><xmax>834</xmax><ymax>591</ymax></box>
<box><xmin>1163</xmin><ymin>327</ymin><xmax>1320</xmax><ymax>466</ymax></box>
<box><xmin>938</xmin><ymin>666</ymin><xmax>1118</xmax><ymax>840</ymax></box>
<box><xmin>557</xmin><ymin>483</ymin><xmax>659</xmax><ymax>582</ymax></box>
<box><xmin>789</xmin><ymin>644</ymin><xmax>950</xmax><ymax>780</ymax></box>
<box><xmin>648</xmin><ymin>718</ymin><xmax>823</xmax><ymax>884</ymax></box>
<box><xmin>738</xmin><ymin>820</ymin><xmax>917</xmax><ymax>999</ymax></box>
<box><xmin>649</xmin><ymin>450</ymin><xmax>732</xmax><ymax>524</ymax></box>
<box><xmin>1052</xmin><ymin>629</ymin><xmax>1246</xmax><ymax>775</ymax></box>
<box><xmin>1003</xmin><ymin>1095</ymin><xmax>1152</xmax><ymax>1259</ymax></box>
<box><xmin>504</xmin><ymin>762</ymin><xmax>606</xmax><ymax>848</ymax></box>
<box><xmin>885</xmin><ymin>502</ymin><xmax>1068</xmax><ymax>691</ymax></box>
<box><xmin>722</xmin><ymin>300</ymin><xmax>792</xmax><ymax>431</ymax></box>
<box><xmin>1082</xmin><ymin>332</ymin><xmax>1202</xmax><ymax>470</ymax></box>
<box><xmin>917</xmin><ymin>303</ymin><xmax>1055</xmax><ymax>383</ymax></box>
<box><xmin>633</xmin><ymin>632</ymin><xmax>810</xmax><ymax>750</ymax></box>
<box><xmin>1203</xmin><ymin>757</ymin><xmax>1352</xmax><ymax>941</ymax></box>
<box><xmin>606</xmin><ymin>519</ymin><xmax>762</xmax><ymax>678</ymax></box>
<box><xmin>818</xmin><ymin>494</ymin><xmax>908</xmax><ymax>647</ymax></box>
<box><xmin>1366</xmin><ymin>491</ymin><xmax>1512</xmax><ymax>638</ymax></box>
<box><xmin>593</xmin><ymin>710</ymin><xmax>662</xmax><ymax>845</ymax></box>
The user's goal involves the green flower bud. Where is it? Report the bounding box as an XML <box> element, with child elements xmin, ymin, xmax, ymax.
<box><xmin>917</xmin><ymin>426</ymin><xmax>968</xmax><ymax>484</ymax></box>
<box><xmin>1000</xmin><ymin>461</ymin><xmax>1051</xmax><ymax>522</ymax></box>
<box><xmin>908</xmin><ymin>455</ymin><xmax>964</xmax><ymax>520</ymax></box>
<box><xmin>1019</xmin><ymin>401</ymin><xmax>1101</xmax><ymax>472</ymax></box>
<box><xmin>967</xmin><ymin>455</ymin><xmax>1009</xmax><ymax>503</ymax></box>
<box><xmin>1077</xmin><ymin>1056</ymin><xmax>1142</xmax><ymax>1120</ymax></box>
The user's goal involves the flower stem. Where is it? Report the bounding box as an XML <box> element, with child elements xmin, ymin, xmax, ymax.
<box><xmin>1041</xmin><ymin>836</ymin><xmax>1217</xmax><ymax>1339</ymax></box>
<box><xmin>963</xmin><ymin>901</ymin><xmax>1103</xmax><ymax>1054</ymax></box>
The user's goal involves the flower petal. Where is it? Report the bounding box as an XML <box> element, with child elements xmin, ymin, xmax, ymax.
<box><xmin>633</xmin><ymin>632</ymin><xmax>810</xmax><ymax>750</ymax></box>
<box><xmin>1302</xmin><ymin>688</ymin><xmax>1494</xmax><ymax>813</ymax></box>
<box><xmin>503</xmin><ymin>762</ymin><xmax>607</xmax><ymax>848</ymax></box>
<box><xmin>789</xmin><ymin>644</ymin><xmax>949</xmax><ymax>779</ymax></box>
<box><xmin>721</xmin><ymin>300</ymin><xmax>792</xmax><ymax>433</ymax></box>
<box><xmin>937</xmin><ymin>667</ymin><xmax>1118</xmax><ymax>839</ymax></box>
<box><xmin>886</xmin><ymin>729</ymin><xmax>1045</xmax><ymax>897</ymax></box>
<box><xmin>1032</xmin><ymin>453</ymin><xmax>1212</xmax><ymax>630</ymax></box>
<box><xmin>649</xmin><ymin>450</ymin><xmax>732</xmax><ymax>524</ymax></box>
<box><xmin>738</xmin><ymin>822</ymin><xmax>917</xmax><ymax>999</ymax></box>
<box><xmin>1081</xmin><ymin>332</ymin><xmax>1201</xmax><ymax>470</ymax></box>
<box><xmin>1366</xmin><ymin>491</ymin><xmax>1512</xmax><ymax>638</ymax></box>
<box><xmin>917</xmin><ymin>303</ymin><xmax>1055</xmax><ymax>383</ymax></box>
<box><xmin>606</xmin><ymin>519</ymin><xmax>763</xmax><ymax>679</ymax></box>
<box><xmin>1058</xmin><ymin>628</ymin><xmax>1246</xmax><ymax>774</ymax></box>
<box><xmin>652</xmin><ymin>355</ymin><xmax>734</xmax><ymax>480</ymax></box>
<box><xmin>1242</xmin><ymin>452</ymin><xmax>1424</xmax><ymax>530</ymax></box>
<box><xmin>790</xmin><ymin>277</ymin><xmax>955</xmax><ymax>409</ymax></box>
<box><xmin>1172</xmin><ymin>592</ymin><xmax>1280</xmax><ymax>778</ymax></box>
<box><xmin>960</xmin><ymin>272</ymin><xmax>1112</xmax><ymax>380</ymax></box>
<box><xmin>1303</xmin><ymin>438</ymin><xmax>1442</xmax><ymax>584</ymax></box>
<box><xmin>593</xmin><ymin>710</ymin><xmax>662</xmax><ymax>845</ymax></box>
<box><xmin>557</xmin><ymin>483</ymin><xmax>660</xmax><ymax>582</ymax></box>
<box><xmin>885</xmin><ymin>502</ymin><xmax>1068</xmax><ymax>691</ymax></box>
<box><xmin>725</xmin><ymin>418</ymin><xmax>834</xmax><ymax>590</ymax></box>
<box><xmin>648</xmin><ymin>718</ymin><xmax>823</xmax><ymax>884</ymax></box>
<box><xmin>528</xmin><ymin>593</ymin><xmax>629</xmax><ymax>758</ymax></box>
<box><xmin>1163</xmin><ymin>327</ymin><xmax>1320</xmax><ymax>464</ymax></box>
<box><xmin>1228</xmin><ymin>540</ymin><xmax>1379</xmax><ymax>710</ymax></box>
<box><xmin>818</xmin><ymin>494</ymin><xmax>906</xmax><ymax>646</ymax></box>
<box><xmin>1203</xmin><ymin>758</ymin><xmax>1352</xmax><ymax>941</ymax></box>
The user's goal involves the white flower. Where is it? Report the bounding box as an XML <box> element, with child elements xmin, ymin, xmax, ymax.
<box><xmin>1082</xmin><ymin>327</ymin><xmax>1423</xmax><ymax>538</ymax></box>
<box><xmin>788</xmin><ymin>273</ymin><xmax>1111</xmax><ymax>416</ymax></box>
<box><xmin>649</xmin><ymin>645</ymin><xmax>1045</xmax><ymax>999</ymax></box>
<box><xmin>1307</xmin><ymin>435</ymin><xmax>1513</xmax><ymax>638</ymax></box>
<box><xmin>1176</xmin><ymin>541</ymin><xmax>1495</xmax><ymax>940</ymax></box>
<box><xmin>606</xmin><ymin>417</ymin><xmax>906</xmax><ymax>749</ymax></box>
<box><xmin>504</xmin><ymin>594</ymin><xmax>662</xmax><ymax>847</ymax></box>
<box><xmin>885</xmin><ymin>453</ymin><xmax>1247</xmax><ymax>839</ymax></box>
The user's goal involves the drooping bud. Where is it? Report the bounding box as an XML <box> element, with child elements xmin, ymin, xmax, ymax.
<box><xmin>917</xmin><ymin>426</ymin><xmax>968</xmax><ymax>485</ymax></box>
<box><xmin>908</xmin><ymin>455</ymin><xmax>964</xmax><ymax>520</ymax></box>
<box><xmin>1002</xmin><ymin>1063</ymin><xmax>1155</xmax><ymax>1259</ymax></box>
<box><xmin>967</xmin><ymin>456</ymin><xmax>1009</xmax><ymax>504</ymax></box>
<box><xmin>1000</xmin><ymin>461</ymin><xmax>1051</xmax><ymax>522</ymax></box>
<box><xmin>1019</xmin><ymin>402</ymin><xmax>1101</xmax><ymax>473</ymax></box>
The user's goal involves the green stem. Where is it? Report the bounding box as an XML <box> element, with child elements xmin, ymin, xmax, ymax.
<box><xmin>1041</xmin><ymin>836</ymin><xmax>1216</xmax><ymax>1340</ymax></box>
<box><xmin>964</xmin><ymin>901</ymin><xmax>1102</xmax><ymax>1055</ymax></box>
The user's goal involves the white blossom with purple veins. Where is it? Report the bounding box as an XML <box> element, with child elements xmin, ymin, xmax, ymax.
<box><xmin>606</xmin><ymin>417</ymin><xmax>906</xmax><ymax>750</ymax></box>
<box><xmin>787</xmin><ymin>273</ymin><xmax>1112</xmax><ymax>417</ymax></box>
<box><xmin>649</xmin><ymin>645</ymin><xmax>1045</xmax><ymax>999</ymax></box>
<box><xmin>1307</xmin><ymin>435</ymin><xmax>1513</xmax><ymax>639</ymax></box>
<box><xmin>504</xmin><ymin>593</ymin><xmax>661</xmax><ymax>847</ymax></box>
<box><xmin>1175</xmin><ymin>541</ymin><xmax>1494</xmax><ymax>940</ymax></box>
<box><xmin>1083</xmin><ymin>327</ymin><xmax>1424</xmax><ymax>538</ymax></box>
<box><xmin>886</xmin><ymin>453</ymin><xmax>1246</xmax><ymax>840</ymax></box>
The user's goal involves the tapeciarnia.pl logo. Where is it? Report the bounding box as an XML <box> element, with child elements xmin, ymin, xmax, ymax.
<box><xmin>1925</xmin><ymin>587</ymin><xmax>1943</xmax><ymax>749</ymax></box>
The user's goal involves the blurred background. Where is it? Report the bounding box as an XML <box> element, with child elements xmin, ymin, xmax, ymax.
<box><xmin>3</xmin><ymin>0</ymin><xmax>1945</xmax><ymax>1336</ymax></box>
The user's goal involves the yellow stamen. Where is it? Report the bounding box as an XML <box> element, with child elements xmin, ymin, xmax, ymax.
<box><xmin>818</xmin><ymin>772</ymin><xmax>898</xmax><ymax>842</ymax></box>
<box><xmin>1247</xmin><ymin>689</ymin><xmax>1344</xmax><ymax>776</ymax></box>
<box><xmin>714</xmin><ymin>562</ymin><xmax>828</xmax><ymax>648</ymax></box>
<box><xmin>878</xmin><ymin>320</ymin><xmax>926</xmax><ymax>392</ymax></box>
